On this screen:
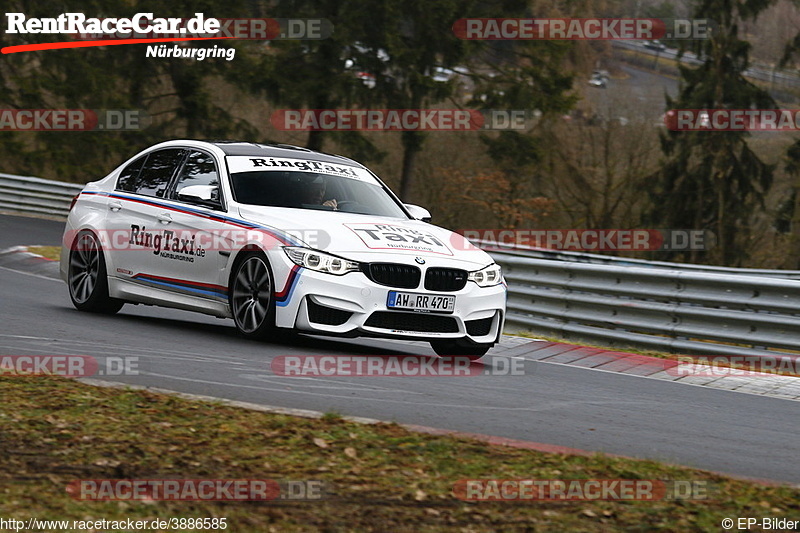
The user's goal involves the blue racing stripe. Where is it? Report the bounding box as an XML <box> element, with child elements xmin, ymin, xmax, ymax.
<box><xmin>81</xmin><ymin>191</ymin><xmax>304</xmax><ymax>246</ymax></box>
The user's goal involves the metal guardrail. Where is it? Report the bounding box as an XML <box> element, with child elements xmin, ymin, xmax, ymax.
<box><xmin>613</xmin><ymin>41</ymin><xmax>800</xmax><ymax>89</ymax></box>
<box><xmin>484</xmin><ymin>243</ymin><xmax>800</xmax><ymax>280</ymax></box>
<box><xmin>1</xmin><ymin>172</ymin><xmax>798</xmax><ymax>360</ymax></box>
<box><xmin>0</xmin><ymin>173</ymin><xmax>83</xmax><ymax>218</ymax></box>
<box><xmin>489</xmin><ymin>248</ymin><xmax>800</xmax><ymax>359</ymax></box>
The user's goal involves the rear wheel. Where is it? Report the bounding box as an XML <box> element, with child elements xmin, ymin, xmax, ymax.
<box><xmin>430</xmin><ymin>339</ymin><xmax>492</xmax><ymax>360</ymax></box>
<box><xmin>68</xmin><ymin>231</ymin><xmax>124</xmax><ymax>314</ymax></box>
<box><xmin>230</xmin><ymin>252</ymin><xmax>276</xmax><ymax>339</ymax></box>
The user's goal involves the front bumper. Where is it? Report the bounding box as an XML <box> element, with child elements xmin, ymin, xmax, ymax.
<box><xmin>274</xmin><ymin>261</ymin><xmax>506</xmax><ymax>344</ymax></box>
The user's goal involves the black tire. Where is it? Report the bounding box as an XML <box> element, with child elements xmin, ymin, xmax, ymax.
<box><xmin>229</xmin><ymin>252</ymin><xmax>277</xmax><ymax>339</ymax></box>
<box><xmin>68</xmin><ymin>231</ymin><xmax>124</xmax><ymax>314</ymax></box>
<box><xmin>430</xmin><ymin>339</ymin><xmax>492</xmax><ymax>360</ymax></box>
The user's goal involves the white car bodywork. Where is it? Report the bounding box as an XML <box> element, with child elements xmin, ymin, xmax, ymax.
<box><xmin>60</xmin><ymin>140</ymin><xmax>506</xmax><ymax>353</ymax></box>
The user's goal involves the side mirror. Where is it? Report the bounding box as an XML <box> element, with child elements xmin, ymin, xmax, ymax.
<box><xmin>404</xmin><ymin>204</ymin><xmax>431</xmax><ymax>222</ymax></box>
<box><xmin>178</xmin><ymin>185</ymin><xmax>218</xmax><ymax>204</ymax></box>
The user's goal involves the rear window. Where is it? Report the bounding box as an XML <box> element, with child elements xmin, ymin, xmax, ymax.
<box><xmin>115</xmin><ymin>156</ymin><xmax>145</xmax><ymax>192</ymax></box>
<box><xmin>134</xmin><ymin>149</ymin><xmax>186</xmax><ymax>198</ymax></box>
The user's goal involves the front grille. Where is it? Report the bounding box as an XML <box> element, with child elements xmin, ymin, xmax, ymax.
<box><xmin>364</xmin><ymin>311</ymin><xmax>459</xmax><ymax>333</ymax></box>
<box><xmin>362</xmin><ymin>263</ymin><xmax>421</xmax><ymax>289</ymax></box>
<box><xmin>466</xmin><ymin>316</ymin><xmax>494</xmax><ymax>336</ymax></box>
<box><xmin>424</xmin><ymin>267</ymin><xmax>468</xmax><ymax>291</ymax></box>
<box><xmin>307</xmin><ymin>299</ymin><xmax>352</xmax><ymax>326</ymax></box>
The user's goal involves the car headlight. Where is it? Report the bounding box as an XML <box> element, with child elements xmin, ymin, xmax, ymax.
<box><xmin>283</xmin><ymin>247</ymin><xmax>360</xmax><ymax>275</ymax></box>
<box><xmin>468</xmin><ymin>263</ymin><xmax>503</xmax><ymax>287</ymax></box>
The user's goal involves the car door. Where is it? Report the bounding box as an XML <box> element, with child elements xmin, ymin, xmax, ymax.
<box><xmin>96</xmin><ymin>153</ymin><xmax>145</xmax><ymax>284</ymax></box>
<box><xmin>104</xmin><ymin>147</ymin><xmax>187</xmax><ymax>294</ymax></box>
<box><xmin>153</xmin><ymin>149</ymin><xmax>230</xmax><ymax>304</ymax></box>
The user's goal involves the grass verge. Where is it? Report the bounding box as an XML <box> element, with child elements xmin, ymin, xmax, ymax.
<box><xmin>1</xmin><ymin>376</ymin><xmax>798</xmax><ymax>532</ymax></box>
<box><xmin>27</xmin><ymin>245</ymin><xmax>60</xmax><ymax>261</ymax></box>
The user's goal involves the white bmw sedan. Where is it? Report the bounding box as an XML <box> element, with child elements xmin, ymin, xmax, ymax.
<box><xmin>60</xmin><ymin>140</ymin><xmax>506</xmax><ymax>358</ymax></box>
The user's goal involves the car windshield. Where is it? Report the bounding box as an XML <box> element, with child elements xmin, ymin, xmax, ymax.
<box><xmin>228</xmin><ymin>159</ymin><xmax>407</xmax><ymax>217</ymax></box>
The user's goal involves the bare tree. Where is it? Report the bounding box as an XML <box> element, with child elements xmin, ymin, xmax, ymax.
<box><xmin>542</xmin><ymin>94</ymin><xmax>661</xmax><ymax>230</ymax></box>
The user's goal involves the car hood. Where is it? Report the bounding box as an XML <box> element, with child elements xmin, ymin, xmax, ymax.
<box><xmin>237</xmin><ymin>205</ymin><xmax>493</xmax><ymax>267</ymax></box>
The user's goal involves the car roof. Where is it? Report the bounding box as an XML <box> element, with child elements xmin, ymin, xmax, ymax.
<box><xmin>206</xmin><ymin>140</ymin><xmax>365</xmax><ymax>167</ymax></box>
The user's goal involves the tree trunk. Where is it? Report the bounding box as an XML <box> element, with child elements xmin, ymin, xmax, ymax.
<box><xmin>399</xmin><ymin>130</ymin><xmax>424</xmax><ymax>201</ymax></box>
<box><xmin>307</xmin><ymin>129</ymin><xmax>325</xmax><ymax>152</ymax></box>
<box><xmin>789</xmin><ymin>184</ymin><xmax>800</xmax><ymax>268</ymax></box>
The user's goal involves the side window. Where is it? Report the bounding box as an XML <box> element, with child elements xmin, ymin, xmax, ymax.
<box><xmin>134</xmin><ymin>149</ymin><xmax>185</xmax><ymax>198</ymax></box>
<box><xmin>171</xmin><ymin>151</ymin><xmax>222</xmax><ymax>207</ymax></box>
<box><xmin>116</xmin><ymin>156</ymin><xmax>145</xmax><ymax>192</ymax></box>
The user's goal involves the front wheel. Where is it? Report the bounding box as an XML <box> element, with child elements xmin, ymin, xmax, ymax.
<box><xmin>230</xmin><ymin>252</ymin><xmax>277</xmax><ymax>339</ymax></box>
<box><xmin>430</xmin><ymin>339</ymin><xmax>492</xmax><ymax>360</ymax></box>
<box><xmin>68</xmin><ymin>231</ymin><xmax>124</xmax><ymax>314</ymax></box>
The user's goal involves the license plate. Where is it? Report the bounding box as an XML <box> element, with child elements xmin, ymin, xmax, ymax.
<box><xmin>386</xmin><ymin>291</ymin><xmax>455</xmax><ymax>314</ymax></box>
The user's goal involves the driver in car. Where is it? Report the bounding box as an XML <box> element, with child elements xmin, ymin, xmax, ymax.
<box><xmin>298</xmin><ymin>175</ymin><xmax>337</xmax><ymax>210</ymax></box>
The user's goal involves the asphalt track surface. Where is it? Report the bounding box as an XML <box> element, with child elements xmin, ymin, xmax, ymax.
<box><xmin>1</xmin><ymin>214</ymin><xmax>799</xmax><ymax>484</ymax></box>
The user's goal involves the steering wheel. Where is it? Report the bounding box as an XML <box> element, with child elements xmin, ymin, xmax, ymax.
<box><xmin>334</xmin><ymin>200</ymin><xmax>357</xmax><ymax>211</ymax></box>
